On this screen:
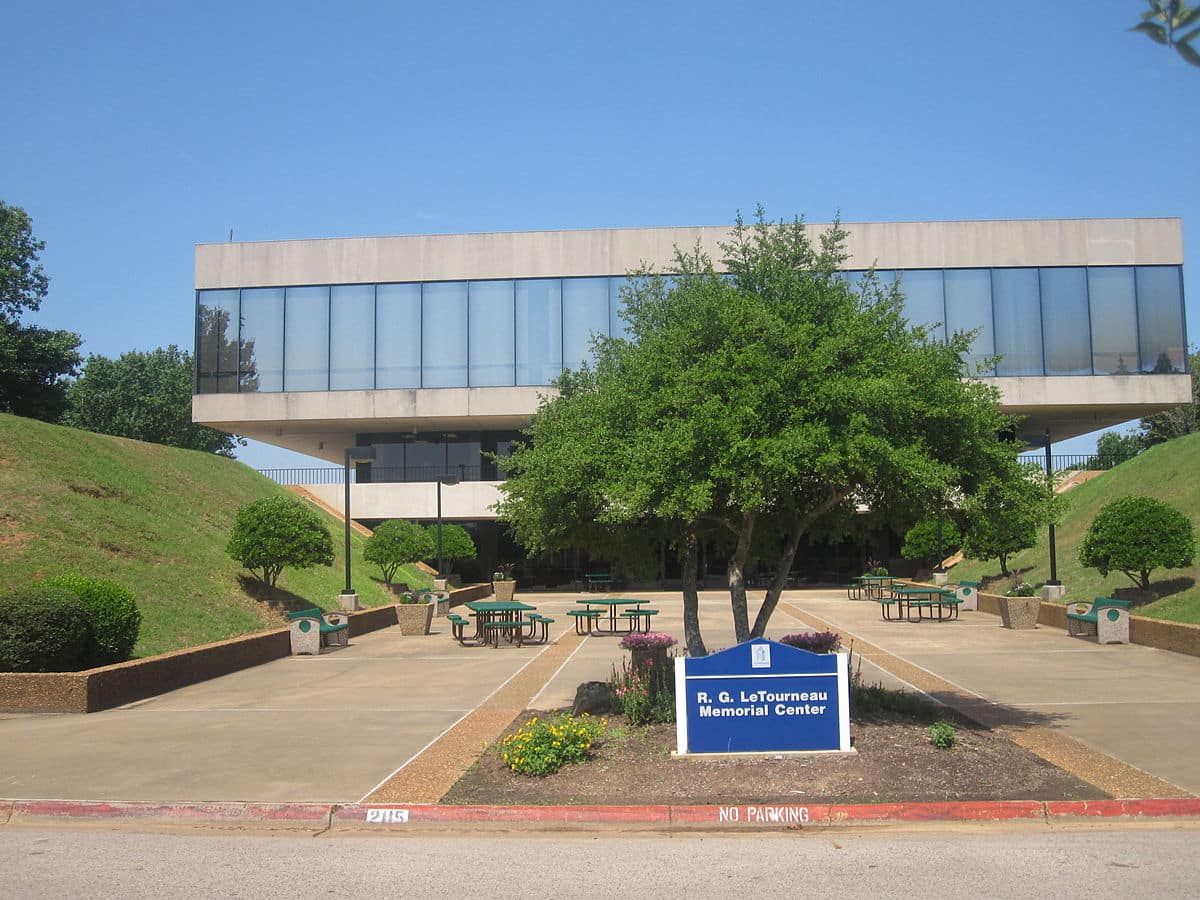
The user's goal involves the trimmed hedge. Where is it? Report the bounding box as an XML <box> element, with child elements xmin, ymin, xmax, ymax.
<box><xmin>0</xmin><ymin>586</ymin><xmax>92</xmax><ymax>672</ymax></box>
<box><xmin>43</xmin><ymin>574</ymin><xmax>141</xmax><ymax>665</ymax></box>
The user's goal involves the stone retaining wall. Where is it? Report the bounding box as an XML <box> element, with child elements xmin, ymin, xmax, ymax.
<box><xmin>0</xmin><ymin>584</ymin><xmax>491</xmax><ymax>714</ymax></box>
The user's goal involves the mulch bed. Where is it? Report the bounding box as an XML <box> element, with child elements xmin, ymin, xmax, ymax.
<box><xmin>443</xmin><ymin>708</ymin><xmax>1108</xmax><ymax>806</ymax></box>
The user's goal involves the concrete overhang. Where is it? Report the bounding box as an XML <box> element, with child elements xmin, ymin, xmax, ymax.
<box><xmin>194</xmin><ymin>374</ymin><xmax>1192</xmax><ymax>463</ymax></box>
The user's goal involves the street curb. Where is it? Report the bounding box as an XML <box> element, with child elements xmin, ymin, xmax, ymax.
<box><xmin>7</xmin><ymin>798</ymin><xmax>1200</xmax><ymax>832</ymax></box>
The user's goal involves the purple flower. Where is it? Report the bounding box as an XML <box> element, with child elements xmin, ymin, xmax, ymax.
<box><xmin>619</xmin><ymin>632</ymin><xmax>678</xmax><ymax>651</ymax></box>
<box><xmin>779</xmin><ymin>631</ymin><xmax>841</xmax><ymax>654</ymax></box>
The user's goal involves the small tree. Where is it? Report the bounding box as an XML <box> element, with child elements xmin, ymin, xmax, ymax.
<box><xmin>962</xmin><ymin>465</ymin><xmax>1061</xmax><ymax>576</ymax></box>
<box><xmin>425</xmin><ymin>523</ymin><xmax>477</xmax><ymax>575</ymax></box>
<box><xmin>901</xmin><ymin>517</ymin><xmax>962</xmax><ymax>569</ymax></box>
<box><xmin>1079</xmin><ymin>496</ymin><xmax>1196</xmax><ymax>590</ymax></box>
<box><xmin>364</xmin><ymin>519</ymin><xmax>434</xmax><ymax>584</ymax></box>
<box><xmin>226</xmin><ymin>496</ymin><xmax>334</xmax><ymax>589</ymax></box>
<box><xmin>1095</xmin><ymin>430</ymin><xmax>1142</xmax><ymax>469</ymax></box>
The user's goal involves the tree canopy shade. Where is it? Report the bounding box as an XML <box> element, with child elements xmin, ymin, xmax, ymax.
<box><xmin>497</xmin><ymin>208</ymin><xmax>1023</xmax><ymax>656</ymax></box>
<box><xmin>0</xmin><ymin>201</ymin><xmax>49</xmax><ymax>321</ymax></box>
<box><xmin>226</xmin><ymin>496</ymin><xmax>335</xmax><ymax>589</ymax></box>
<box><xmin>0</xmin><ymin>201</ymin><xmax>81</xmax><ymax>422</ymax></box>
<box><xmin>961</xmin><ymin>465</ymin><xmax>1062</xmax><ymax>577</ymax></box>
<box><xmin>426</xmin><ymin>523</ymin><xmax>477</xmax><ymax>574</ymax></box>
<box><xmin>63</xmin><ymin>345</ymin><xmax>244</xmax><ymax>456</ymax></box>
<box><xmin>1079</xmin><ymin>495</ymin><xmax>1196</xmax><ymax>591</ymax></box>
<box><xmin>365</xmin><ymin>519</ymin><xmax>435</xmax><ymax>584</ymax></box>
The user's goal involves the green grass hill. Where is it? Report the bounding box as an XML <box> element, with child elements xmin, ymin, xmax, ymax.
<box><xmin>0</xmin><ymin>413</ymin><xmax>431</xmax><ymax>658</ymax></box>
<box><xmin>949</xmin><ymin>431</ymin><xmax>1200</xmax><ymax>623</ymax></box>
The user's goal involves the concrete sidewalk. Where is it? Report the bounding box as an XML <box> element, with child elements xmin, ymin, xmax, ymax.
<box><xmin>1</xmin><ymin>589</ymin><xmax>1197</xmax><ymax>805</ymax></box>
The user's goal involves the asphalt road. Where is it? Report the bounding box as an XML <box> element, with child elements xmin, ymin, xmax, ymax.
<box><xmin>2</xmin><ymin>824</ymin><xmax>1198</xmax><ymax>898</ymax></box>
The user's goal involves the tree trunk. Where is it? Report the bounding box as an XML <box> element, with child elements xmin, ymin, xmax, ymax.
<box><xmin>1140</xmin><ymin>569</ymin><xmax>1151</xmax><ymax>591</ymax></box>
<box><xmin>726</xmin><ymin>512</ymin><xmax>756</xmax><ymax>644</ymax></box>
<box><xmin>999</xmin><ymin>554</ymin><xmax>1010</xmax><ymax>577</ymax></box>
<box><xmin>751</xmin><ymin>492</ymin><xmax>847</xmax><ymax>638</ymax></box>
<box><xmin>680</xmin><ymin>529</ymin><xmax>707</xmax><ymax>657</ymax></box>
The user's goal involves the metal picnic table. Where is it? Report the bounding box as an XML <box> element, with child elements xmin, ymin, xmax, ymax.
<box><xmin>575</xmin><ymin>597</ymin><xmax>651</xmax><ymax>634</ymax></box>
<box><xmin>464</xmin><ymin>600</ymin><xmax>538</xmax><ymax>645</ymax></box>
<box><xmin>880</xmin><ymin>585</ymin><xmax>961</xmax><ymax>622</ymax></box>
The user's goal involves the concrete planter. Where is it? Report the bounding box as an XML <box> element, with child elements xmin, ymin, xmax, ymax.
<box><xmin>395</xmin><ymin>602</ymin><xmax>434</xmax><ymax>635</ymax></box>
<box><xmin>999</xmin><ymin>595</ymin><xmax>1040</xmax><ymax>630</ymax></box>
<box><xmin>433</xmin><ymin>578</ymin><xmax>449</xmax><ymax>592</ymax></box>
<box><xmin>493</xmin><ymin>580</ymin><xmax>516</xmax><ymax>602</ymax></box>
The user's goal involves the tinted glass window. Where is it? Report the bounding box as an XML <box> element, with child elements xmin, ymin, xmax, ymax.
<box><xmin>898</xmin><ymin>270</ymin><xmax>945</xmax><ymax>340</ymax></box>
<box><xmin>376</xmin><ymin>283</ymin><xmax>421</xmax><ymax>388</ymax></box>
<box><xmin>422</xmin><ymin>282</ymin><xmax>468</xmax><ymax>387</ymax></box>
<box><xmin>284</xmin><ymin>286</ymin><xmax>329</xmax><ymax>391</ymax></box>
<box><xmin>1136</xmin><ymin>266</ymin><xmax>1186</xmax><ymax>373</ymax></box>
<box><xmin>944</xmin><ymin>270</ymin><xmax>995</xmax><ymax>374</ymax></box>
<box><xmin>197</xmin><ymin>290</ymin><xmax>239</xmax><ymax>393</ymax></box>
<box><xmin>1040</xmin><ymin>268</ymin><xmax>1092</xmax><ymax>375</ymax></box>
<box><xmin>992</xmin><ymin>268</ymin><xmax>1043</xmax><ymax>375</ymax></box>
<box><xmin>562</xmin><ymin>277</ymin><xmax>610</xmax><ymax>371</ymax></box>
<box><xmin>239</xmin><ymin>288</ymin><xmax>284</xmax><ymax>392</ymax></box>
<box><xmin>468</xmin><ymin>280</ymin><xmax>515</xmax><ymax>386</ymax></box>
<box><xmin>1088</xmin><ymin>267</ymin><xmax>1139</xmax><ymax>374</ymax></box>
<box><xmin>515</xmin><ymin>279</ymin><xmax>562</xmax><ymax>385</ymax></box>
<box><xmin>330</xmin><ymin>285</ymin><xmax>375</xmax><ymax>390</ymax></box>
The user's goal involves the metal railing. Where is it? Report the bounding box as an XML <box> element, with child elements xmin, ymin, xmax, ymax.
<box><xmin>1017</xmin><ymin>453</ymin><xmax>1110</xmax><ymax>473</ymax></box>
<box><xmin>257</xmin><ymin>465</ymin><xmax>490</xmax><ymax>486</ymax></box>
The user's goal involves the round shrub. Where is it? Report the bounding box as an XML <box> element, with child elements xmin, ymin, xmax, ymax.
<box><xmin>0</xmin><ymin>586</ymin><xmax>92</xmax><ymax>672</ymax></box>
<box><xmin>1079</xmin><ymin>495</ymin><xmax>1196</xmax><ymax>590</ymax></box>
<box><xmin>226</xmin><ymin>496</ymin><xmax>335</xmax><ymax>588</ymax></box>
<box><xmin>43</xmin><ymin>574</ymin><xmax>141</xmax><ymax>665</ymax></box>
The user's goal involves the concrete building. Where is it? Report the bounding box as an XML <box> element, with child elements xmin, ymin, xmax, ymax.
<box><xmin>192</xmin><ymin>218</ymin><xmax>1191</xmax><ymax>570</ymax></box>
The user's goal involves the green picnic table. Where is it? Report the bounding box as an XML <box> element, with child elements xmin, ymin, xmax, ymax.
<box><xmin>575</xmin><ymin>597</ymin><xmax>651</xmax><ymax>634</ymax></box>
<box><xmin>464</xmin><ymin>600</ymin><xmax>538</xmax><ymax>645</ymax></box>
<box><xmin>884</xmin><ymin>586</ymin><xmax>961</xmax><ymax>622</ymax></box>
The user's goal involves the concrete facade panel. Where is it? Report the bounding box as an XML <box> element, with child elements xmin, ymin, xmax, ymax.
<box><xmin>196</xmin><ymin>219</ymin><xmax>1183</xmax><ymax>288</ymax></box>
<box><xmin>306</xmin><ymin>482</ymin><xmax>503</xmax><ymax>520</ymax></box>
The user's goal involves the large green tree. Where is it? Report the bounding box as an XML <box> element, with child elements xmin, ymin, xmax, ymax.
<box><xmin>63</xmin><ymin>345</ymin><xmax>244</xmax><ymax>456</ymax></box>
<box><xmin>0</xmin><ymin>201</ymin><xmax>81</xmax><ymax>421</ymax></box>
<box><xmin>499</xmin><ymin>208</ymin><xmax>1022</xmax><ymax>655</ymax></box>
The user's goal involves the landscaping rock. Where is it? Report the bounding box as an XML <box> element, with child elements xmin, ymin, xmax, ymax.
<box><xmin>572</xmin><ymin>681</ymin><xmax>615</xmax><ymax>716</ymax></box>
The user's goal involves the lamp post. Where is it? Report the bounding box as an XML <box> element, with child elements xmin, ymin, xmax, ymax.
<box><xmin>435</xmin><ymin>472</ymin><xmax>460</xmax><ymax>582</ymax></box>
<box><xmin>340</xmin><ymin>445</ymin><xmax>376</xmax><ymax>609</ymax></box>
<box><xmin>1042</xmin><ymin>429</ymin><xmax>1061</xmax><ymax>590</ymax></box>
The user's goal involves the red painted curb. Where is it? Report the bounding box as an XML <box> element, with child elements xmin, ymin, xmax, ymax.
<box><xmin>1046</xmin><ymin>798</ymin><xmax>1200</xmax><ymax>819</ymax></box>
<box><xmin>6</xmin><ymin>798</ymin><xmax>1200</xmax><ymax>830</ymax></box>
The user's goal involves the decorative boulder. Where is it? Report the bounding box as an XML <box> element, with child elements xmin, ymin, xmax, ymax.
<box><xmin>572</xmin><ymin>681</ymin><xmax>615</xmax><ymax>716</ymax></box>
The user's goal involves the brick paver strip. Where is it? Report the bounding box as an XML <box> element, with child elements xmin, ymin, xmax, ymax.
<box><xmin>364</xmin><ymin>629</ymin><xmax>586</xmax><ymax>804</ymax></box>
<box><xmin>779</xmin><ymin>602</ymin><xmax>1191</xmax><ymax>800</ymax></box>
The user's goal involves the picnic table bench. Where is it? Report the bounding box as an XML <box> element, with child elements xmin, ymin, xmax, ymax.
<box><xmin>287</xmin><ymin>607</ymin><xmax>349</xmax><ymax>655</ymax></box>
<box><xmin>584</xmin><ymin>573</ymin><xmax>614</xmax><ymax>592</ymax></box>
<box><xmin>567</xmin><ymin>608</ymin><xmax>603</xmax><ymax>634</ymax></box>
<box><xmin>1066</xmin><ymin>597</ymin><xmax>1132</xmax><ymax>644</ymax></box>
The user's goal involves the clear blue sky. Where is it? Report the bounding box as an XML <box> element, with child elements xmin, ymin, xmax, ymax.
<box><xmin>6</xmin><ymin>0</ymin><xmax>1196</xmax><ymax>467</ymax></box>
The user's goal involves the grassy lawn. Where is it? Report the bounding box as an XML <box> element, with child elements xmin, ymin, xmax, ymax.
<box><xmin>949</xmin><ymin>432</ymin><xmax>1200</xmax><ymax>623</ymax></box>
<box><xmin>0</xmin><ymin>413</ymin><xmax>431</xmax><ymax>658</ymax></box>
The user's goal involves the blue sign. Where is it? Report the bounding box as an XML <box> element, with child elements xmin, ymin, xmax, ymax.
<box><xmin>674</xmin><ymin>639</ymin><xmax>851</xmax><ymax>755</ymax></box>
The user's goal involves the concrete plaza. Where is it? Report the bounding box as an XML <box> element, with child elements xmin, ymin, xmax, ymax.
<box><xmin>0</xmin><ymin>589</ymin><xmax>1196</xmax><ymax>803</ymax></box>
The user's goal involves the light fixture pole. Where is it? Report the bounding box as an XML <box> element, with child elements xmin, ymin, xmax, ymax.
<box><xmin>1043</xmin><ymin>429</ymin><xmax>1060</xmax><ymax>587</ymax></box>
<box><xmin>435</xmin><ymin>472</ymin><xmax>460</xmax><ymax>579</ymax></box>
<box><xmin>341</xmin><ymin>445</ymin><xmax>376</xmax><ymax>607</ymax></box>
